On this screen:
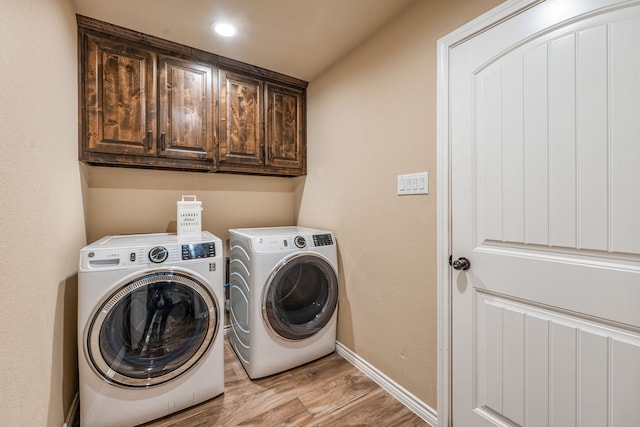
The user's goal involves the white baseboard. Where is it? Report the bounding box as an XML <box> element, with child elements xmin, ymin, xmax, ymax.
<box><xmin>62</xmin><ymin>392</ymin><xmax>79</xmax><ymax>427</ymax></box>
<box><xmin>335</xmin><ymin>341</ymin><xmax>438</xmax><ymax>426</ymax></box>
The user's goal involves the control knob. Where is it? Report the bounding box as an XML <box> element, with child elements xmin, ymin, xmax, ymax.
<box><xmin>149</xmin><ymin>246</ymin><xmax>169</xmax><ymax>263</ymax></box>
<box><xmin>294</xmin><ymin>236</ymin><xmax>306</xmax><ymax>248</ymax></box>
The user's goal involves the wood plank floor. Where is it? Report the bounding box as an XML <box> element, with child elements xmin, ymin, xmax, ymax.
<box><xmin>142</xmin><ymin>338</ymin><xmax>428</xmax><ymax>426</ymax></box>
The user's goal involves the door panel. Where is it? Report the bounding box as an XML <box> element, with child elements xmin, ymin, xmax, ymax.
<box><xmin>266</xmin><ymin>83</ymin><xmax>305</xmax><ymax>170</ymax></box>
<box><xmin>84</xmin><ymin>34</ymin><xmax>156</xmax><ymax>156</ymax></box>
<box><xmin>450</xmin><ymin>1</ymin><xmax>640</xmax><ymax>425</ymax></box>
<box><xmin>219</xmin><ymin>71</ymin><xmax>264</xmax><ymax>166</ymax></box>
<box><xmin>473</xmin><ymin>7</ymin><xmax>640</xmax><ymax>257</ymax></box>
<box><xmin>158</xmin><ymin>56</ymin><xmax>215</xmax><ymax>162</ymax></box>
<box><xmin>474</xmin><ymin>292</ymin><xmax>640</xmax><ymax>426</ymax></box>
<box><xmin>610</xmin><ymin>18</ymin><xmax>640</xmax><ymax>254</ymax></box>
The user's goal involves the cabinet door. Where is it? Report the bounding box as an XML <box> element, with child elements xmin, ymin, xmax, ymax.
<box><xmin>266</xmin><ymin>83</ymin><xmax>305</xmax><ymax>173</ymax></box>
<box><xmin>158</xmin><ymin>56</ymin><xmax>215</xmax><ymax>163</ymax></box>
<box><xmin>83</xmin><ymin>34</ymin><xmax>156</xmax><ymax>156</ymax></box>
<box><xmin>219</xmin><ymin>70</ymin><xmax>264</xmax><ymax>167</ymax></box>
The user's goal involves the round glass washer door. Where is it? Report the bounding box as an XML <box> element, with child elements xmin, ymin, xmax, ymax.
<box><xmin>87</xmin><ymin>270</ymin><xmax>219</xmax><ymax>388</ymax></box>
<box><xmin>263</xmin><ymin>254</ymin><xmax>338</xmax><ymax>340</ymax></box>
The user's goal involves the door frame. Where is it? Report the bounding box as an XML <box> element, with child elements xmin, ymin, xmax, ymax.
<box><xmin>436</xmin><ymin>1</ymin><xmax>541</xmax><ymax>426</ymax></box>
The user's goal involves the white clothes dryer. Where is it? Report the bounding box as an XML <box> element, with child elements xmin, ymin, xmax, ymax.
<box><xmin>229</xmin><ymin>226</ymin><xmax>339</xmax><ymax>379</ymax></box>
<box><xmin>78</xmin><ymin>232</ymin><xmax>224</xmax><ymax>427</ymax></box>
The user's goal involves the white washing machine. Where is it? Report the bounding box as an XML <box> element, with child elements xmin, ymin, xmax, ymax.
<box><xmin>229</xmin><ymin>226</ymin><xmax>339</xmax><ymax>379</ymax></box>
<box><xmin>78</xmin><ymin>232</ymin><xmax>224</xmax><ymax>427</ymax></box>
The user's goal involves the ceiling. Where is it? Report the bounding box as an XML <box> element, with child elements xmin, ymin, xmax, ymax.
<box><xmin>72</xmin><ymin>0</ymin><xmax>418</xmax><ymax>82</ymax></box>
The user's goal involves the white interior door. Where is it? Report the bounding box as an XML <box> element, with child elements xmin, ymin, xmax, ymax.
<box><xmin>448</xmin><ymin>1</ymin><xmax>640</xmax><ymax>425</ymax></box>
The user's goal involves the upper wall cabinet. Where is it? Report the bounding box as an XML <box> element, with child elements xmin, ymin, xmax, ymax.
<box><xmin>80</xmin><ymin>32</ymin><xmax>216</xmax><ymax>171</ymax></box>
<box><xmin>219</xmin><ymin>70</ymin><xmax>264</xmax><ymax>169</ymax></box>
<box><xmin>218</xmin><ymin>71</ymin><xmax>306</xmax><ymax>176</ymax></box>
<box><xmin>265</xmin><ymin>83</ymin><xmax>305</xmax><ymax>172</ymax></box>
<box><xmin>82</xmin><ymin>34</ymin><xmax>157</xmax><ymax>159</ymax></box>
<box><xmin>157</xmin><ymin>56</ymin><xmax>215</xmax><ymax>165</ymax></box>
<box><xmin>77</xmin><ymin>15</ymin><xmax>307</xmax><ymax>176</ymax></box>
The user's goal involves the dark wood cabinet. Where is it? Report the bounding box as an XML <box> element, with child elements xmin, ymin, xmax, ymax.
<box><xmin>78</xmin><ymin>15</ymin><xmax>306</xmax><ymax>176</ymax></box>
<box><xmin>217</xmin><ymin>72</ymin><xmax>306</xmax><ymax>176</ymax></box>
<box><xmin>265</xmin><ymin>83</ymin><xmax>305</xmax><ymax>173</ymax></box>
<box><xmin>219</xmin><ymin>70</ymin><xmax>264</xmax><ymax>169</ymax></box>
<box><xmin>82</xmin><ymin>34</ymin><xmax>157</xmax><ymax>158</ymax></box>
<box><xmin>80</xmin><ymin>30</ymin><xmax>215</xmax><ymax>171</ymax></box>
<box><xmin>158</xmin><ymin>56</ymin><xmax>215</xmax><ymax>164</ymax></box>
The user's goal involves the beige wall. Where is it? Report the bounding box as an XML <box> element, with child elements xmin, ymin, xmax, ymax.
<box><xmin>298</xmin><ymin>0</ymin><xmax>503</xmax><ymax>408</ymax></box>
<box><xmin>0</xmin><ymin>0</ymin><xmax>86</xmax><ymax>425</ymax></box>
<box><xmin>83</xmin><ymin>166</ymin><xmax>297</xmax><ymax>247</ymax></box>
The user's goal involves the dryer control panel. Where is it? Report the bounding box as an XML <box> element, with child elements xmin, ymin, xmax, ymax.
<box><xmin>251</xmin><ymin>233</ymin><xmax>335</xmax><ymax>252</ymax></box>
<box><xmin>312</xmin><ymin>234</ymin><xmax>334</xmax><ymax>246</ymax></box>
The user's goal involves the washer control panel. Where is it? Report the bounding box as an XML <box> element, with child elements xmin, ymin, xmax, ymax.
<box><xmin>79</xmin><ymin>232</ymin><xmax>222</xmax><ymax>270</ymax></box>
<box><xmin>181</xmin><ymin>242</ymin><xmax>216</xmax><ymax>260</ymax></box>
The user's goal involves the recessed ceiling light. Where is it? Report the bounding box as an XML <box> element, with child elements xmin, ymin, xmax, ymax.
<box><xmin>212</xmin><ymin>22</ymin><xmax>237</xmax><ymax>37</ymax></box>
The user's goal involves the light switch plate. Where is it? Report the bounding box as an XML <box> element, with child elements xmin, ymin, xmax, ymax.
<box><xmin>397</xmin><ymin>172</ymin><xmax>428</xmax><ymax>195</ymax></box>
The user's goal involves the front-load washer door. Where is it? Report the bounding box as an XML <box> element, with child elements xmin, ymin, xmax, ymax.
<box><xmin>86</xmin><ymin>270</ymin><xmax>219</xmax><ymax>388</ymax></box>
<box><xmin>263</xmin><ymin>254</ymin><xmax>338</xmax><ymax>340</ymax></box>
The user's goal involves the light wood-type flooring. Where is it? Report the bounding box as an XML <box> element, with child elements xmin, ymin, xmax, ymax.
<box><xmin>142</xmin><ymin>338</ymin><xmax>428</xmax><ymax>426</ymax></box>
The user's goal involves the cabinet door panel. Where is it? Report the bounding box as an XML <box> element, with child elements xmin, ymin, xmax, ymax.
<box><xmin>266</xmin><ymin>84</ymin><xmax>305</xmax><ymax>172</ymax></box>
<box><xmin>158</xmin><ymin>57</ymin><xmax>215</xmax><ymax>162</ymax></box>
<box><xmin>219</xmin><ymin>71</ymin><xmax>264</xmax><ymax>166</ymax></box>
<box><xmin>83</xmin><ymin>35</ymin><xmax>156</xmax><ymax>155</ymax></box>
